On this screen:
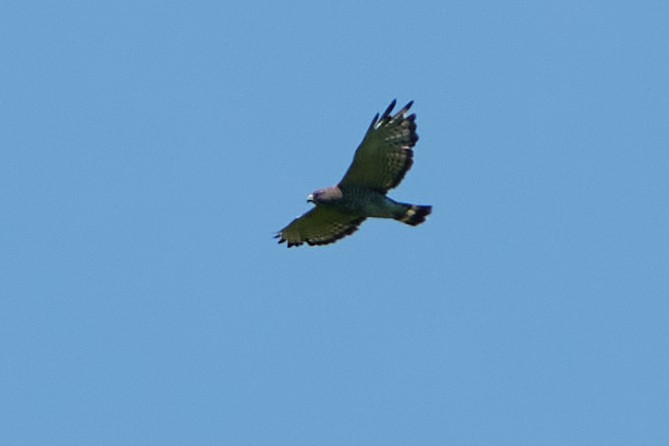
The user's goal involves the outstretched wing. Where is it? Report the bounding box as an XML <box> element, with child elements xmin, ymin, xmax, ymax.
<box><xmin>275</xmin><ymin>207</ymin><xmax>366</xmax><ymax>247</ymax></box>
<box><xmin>339</xmin><ymin>100</ymin><xmax>418</xmax><ymax>192</ymax></box>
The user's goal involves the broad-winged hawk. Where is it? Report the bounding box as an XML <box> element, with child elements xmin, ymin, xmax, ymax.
<box><xmin>276</xmin><ymin>100</ymin><xmax>432</xmax><ymax>247</ymax></box>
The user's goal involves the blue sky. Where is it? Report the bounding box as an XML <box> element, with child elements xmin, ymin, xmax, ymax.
<box><xmin>2</xmin><ymin>1</ymin><xmax>668</xmax><ymax>444</ymax></box>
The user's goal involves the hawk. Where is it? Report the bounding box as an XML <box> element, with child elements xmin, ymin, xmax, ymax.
<box><xmin>275</xmin><ymin>100</ymin><xmax>432</xmax><ymax>247</ymax></box>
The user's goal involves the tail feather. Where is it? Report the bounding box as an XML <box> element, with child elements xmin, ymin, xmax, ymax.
<box><xmin>397</xmin><ymin>204</ymin><xmax>432</xmax><ymax>226</ymax></box>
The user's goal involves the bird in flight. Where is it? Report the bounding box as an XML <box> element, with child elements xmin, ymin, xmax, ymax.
<box><xmin>275</xmin><ymin>100</ymin><xmax>432</xmax><ymax>247</ymax></box>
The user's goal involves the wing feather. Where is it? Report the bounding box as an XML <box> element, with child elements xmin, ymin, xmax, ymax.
<box><xmin>275</xmin><ymin>207</ymin><xmax>366</xmax><ymax>247</ymax></box>
<box><xmin>339</xmin><ymin>100</ymin><xmax>418</xmax><ymax>192</ymax></box>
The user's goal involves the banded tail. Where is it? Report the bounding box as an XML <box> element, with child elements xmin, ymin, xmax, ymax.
<box><xmin>396</xmin><ymin>204</ymin><xmax>432</xmax><ymax>226</ymax></box>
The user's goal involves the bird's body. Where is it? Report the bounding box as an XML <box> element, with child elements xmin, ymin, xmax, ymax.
<box><xmin>313</xmin><ymin>185</ymin><xmax>430</xmax><ymax>222</ymax></box>
<box><xmin>337</xmin><ymin>186</ymin><xmax>393</xmax><ymax>218</ymax></box>
<box><xmin>276</xmin><ymin>100</ymin><xmax>432</xmax><ymax>247</ymax></box>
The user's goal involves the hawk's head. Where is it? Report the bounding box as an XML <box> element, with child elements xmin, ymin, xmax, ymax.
<box><xmin>307</xmin><ymin>186</ymin><xmax>343</xmax><ymax>204</ymax></box>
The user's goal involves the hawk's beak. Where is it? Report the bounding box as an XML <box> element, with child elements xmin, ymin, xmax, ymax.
<box><xmin>306</xmin><ymin>194</ymin><xmax>314</xmax><ymax>203</ymax></box>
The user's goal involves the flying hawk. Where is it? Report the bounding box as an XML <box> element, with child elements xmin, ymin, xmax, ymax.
<box><xmin>276</xmin><ymin>100</ymin><xmax>432</xmax><ymax>247</ymax></box>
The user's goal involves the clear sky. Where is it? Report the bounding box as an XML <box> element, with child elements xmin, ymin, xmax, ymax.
<box><xmin>2</xmin><ymin>1</ymin><xmax>668</xmax><ymax>445</ymax></box>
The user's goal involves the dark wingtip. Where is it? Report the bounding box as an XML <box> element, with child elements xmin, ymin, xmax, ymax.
<box><xmin>396</xmin><ymin>100</ymin><xmax>414</xmax><ymax>118</ymax></box>
<box><xmin>274</xmin><ymin>232</ymin><xmax>288</xmax><ymax>245</ymax></box>
<box><xmin>387</xmin><ymin>100</ymin><xmax>414</xmax><ymax>122</ymax></box>
<box><xmin>367</xmin><ymin>112</ymin><xmax>380</xmax><ymax>131</ymax></box>
<box><xmin>380</xmin><ymin>99</ymin><xmax>397</xmax><ymax>121</ymax></box>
